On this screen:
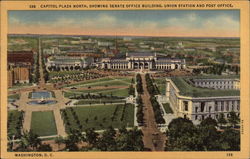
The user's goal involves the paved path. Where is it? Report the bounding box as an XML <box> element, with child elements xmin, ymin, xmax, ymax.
<box><xmin>140</xmin><ymin>74</ymin><xmax>166</xmax><ymax>151</ymax></box>
<box><xmin>17</xmin><ymin>90</ymin><xmax>68</xmax><ymax>137</ymax></box>
<box><xmin>23</xmin><ymin>110</ymin><xmax>32</xmax><ymax>132</ymax></box>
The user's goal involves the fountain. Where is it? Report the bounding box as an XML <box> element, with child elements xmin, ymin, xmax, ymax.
<box><xmin>27</xmin><ymin>91</ymin><xmax>57</xmax><ymax>105</ymax></box>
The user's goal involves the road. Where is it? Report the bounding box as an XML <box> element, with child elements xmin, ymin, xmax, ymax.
<box><xmin>140</xmin><ymin>74</ymin><xmax>166</xmax><ymax>151</ymax></box>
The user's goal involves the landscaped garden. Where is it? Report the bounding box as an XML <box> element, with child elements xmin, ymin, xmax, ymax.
<box><xmin>74</xmin><ymin>99</ymin><xmax>124</xmax><ymax>105</ymax></box>
<box><xmin>61</xmin><ymin>104</ymin><xmax>134</xmax><ymax>133</ymax></box>
<box><xmin>7</xmin><ymin>110</ymin><xmax>24</xmax><ymax>139</ymax></box>
<box><xmin>30</xmin><ymin>111</ymin><xmax>57</xmax><ymax>136</ymax></box>
<box><xmin>64</xmin><ymin>88</ymin><xmax>130</xmax><ymax>98</ymax></box>
<box><xmin>65</xmin><ymin>76</ymin><xmax>133</xmax><ymax>88</ymax></box>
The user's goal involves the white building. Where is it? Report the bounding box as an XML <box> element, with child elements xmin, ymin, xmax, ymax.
<box><xmin>46</xmin><ymin>56</ymin><xmax>93</xmax><ymax>71</ymax></box>
<box><xmin>166</xmin><ymin>77</ymin><xmax>240</xmax><ymax>124</ymax></box>
<box><xmin>101</xmin><ymin>52</ymin><xmax>186</xmax><ymax>70</ymax></box>
<box><xmin>191</xmin><ymin>78</ymin><xmax>240</xmax><ymax>90</ymax></box>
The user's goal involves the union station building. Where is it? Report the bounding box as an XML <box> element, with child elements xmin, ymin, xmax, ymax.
<box><xmin>100</xmin><ymin>52</ymin><xmax>186</xmax><ymax>70</ymax></box>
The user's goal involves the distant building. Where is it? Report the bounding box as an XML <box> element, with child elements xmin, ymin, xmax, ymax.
<box><xmin>46</xmin><ymin>56</ymin><xmax>94</xmax><ymax>71</ymax></box>
<box><xmin>98</xmin><ymin>41</ymin><xmax>113</xmax><ymax>47</ymax></box>
<box><xmin>66</xmin><ymin>50</ymin><xmax>102</xmax><ymax>58</ymax></box>
<box><xmin>13</xmin><ymin>67</ymin><xmax>30</xmax><ymax>84</ymax></box>
<box><xmin>166</xmin><ymin>77</ymin><xmax>240</xmax><ymax>124</ymax></box>
<box><xmin>191</xmin><ymin>78</ymin><xmax>240</xmax><ymax>90</ymax></box>
<box><xmin>101</xmin><ymin>52</ymin><xmax>186</xmax><ymax>70</ymax></box>
<box><xmin>8</xmin><ymin>51</ymin><xmax>34</xmax><ymax>65</ymax></box>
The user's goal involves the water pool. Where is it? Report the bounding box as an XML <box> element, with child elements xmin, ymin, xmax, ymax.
<box><xmin>31</xmin><ymin>91</ymin><xmax>52</xmax><ymax>99</ymax></box>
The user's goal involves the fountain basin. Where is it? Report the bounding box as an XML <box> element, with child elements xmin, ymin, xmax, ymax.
<box><xmin>31</xmin><ymin>91</ymin><xmax>52</xmax><ymax>99</ymax></box>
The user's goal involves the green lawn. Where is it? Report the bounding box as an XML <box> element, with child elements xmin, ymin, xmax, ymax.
<box><xmin>62</xmin><ymin>104</ymin><xmax>134</xmax><ymax>133</ymax></box>
<box><xmin>75</xmin><ymin>79</ymin><xmax>131</xmax><ymax>87</ymax></box>
<box><xmin>75</xmin><ymin>99</ymin><xmax>124</xmax><ymax>105</ymax></box>
<box><xmin>8</xmin><ymin>83</ymin><xmax>33</xmax><ymax>90</ymax></box>
<box><xmin>8</xmin><ymin>110</ymin><xmax>23</xmax><ymax>138</ymax></box>
<box><xmin>171</xmin><ymin>77</ymin><xmax>240</xmax><ymax>97</ymax></box>
<box><xmin>31</xmin><ymin>111</ymin><xmax>57</xmax><ymax>136</ymax></box>
<box><xmin>65</xmin><ymin>77</ymin><xmax>133</xmax><ymax>88</ymax></box>
<box><xmin>154</xmin><ymin>78</ymin><xmax>166</xmax><ymax>95</ymax></box>
<box><xmin>65</xmin><ymin>88</ymin><xmax>129</xmax><ymax>98</ymax></box>
<box><xmin>8</xmin><ymin>94</ymin><xmax>20</xmax><ymax>100</ymax></box>
<box><xmin>162</xmin><ymin>103</ymin><xmax>173</xmax><ymax>114</ymax></box>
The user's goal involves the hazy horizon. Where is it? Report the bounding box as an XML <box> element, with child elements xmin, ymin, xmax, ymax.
<box><xmin>8</xmin><ymin>10</ymin><xmax>240</xmax><ymax>38</ymax></box>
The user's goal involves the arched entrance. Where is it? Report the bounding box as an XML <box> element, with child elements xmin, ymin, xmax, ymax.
<box><xmin>134</xmin><ymin>63</ymin><xmax>139</xmax><ymax>69</ymax></box>
<box><xmin>175</xmin><ymin>64</ymin><xmax>179</xmax><ymax>69</ymax></box>
<box><xmin>104</xmin><ymin>63</ymin><xmax>108</xmax><ymax>69</ymax></box>
<box><xmin>139</xmin><ymin>63</ymin><xmax>144</xmax><ymax>69</ymax></box>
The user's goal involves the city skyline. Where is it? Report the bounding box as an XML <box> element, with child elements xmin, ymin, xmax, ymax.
<box><xmin>8</xmin><ymin>10</ymin><xmax>239</xmax><ymax>37</ymax></box>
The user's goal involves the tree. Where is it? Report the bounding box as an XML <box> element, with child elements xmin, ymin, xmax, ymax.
<box><xmin>200</xmin><ymin>117</ymin><xmax>218</xmax><ymax>127</ymax></box>
<box><xmin>166</xmin><ymin>118</ymin><xmax>199</xmax><ymax>151</ymax></box>
<box><xmin>17</xmin><ymin>130</ymin><xmax>41</xmax><ymax>151</ymax></box>
<box><xmin>97</xmin><ymin>126</ymin><xmax>117</xmax><ymax>151</ymax></box>
<box><xmin>37</xmin><ymin>144</ymin><xmax>52</xmax><ymax>151</ymax></box>
<box><xmin>228</xmin><ymin>111</ymin><xmax>240</xmax><ymax>128</ymax></box>
<box><xmin>197</xmin><ymin>118</ymin><xmax>221</xmax><ymax>151</ymax></box>
<box><xmin>217</xmin><ymin>113</ymin><xmax>227</xmax><ymax>128</ymax></box>
<box><xmin>85</xmin><ymin>128</ymin><xmax>98</xmax><ymax>145</ymax></box>
<box><xmin>116</xmin><ymin>127</ymin><xmax>144</xmax><ymax>151</ymax></box>
<box><xmin>220</xmin><ymin>128</ymin><xmax>240</xmax><ymax>151</ymax></box>
<box><xmin>55</xmin><ymin>135</ymin><xmax>65</xmax><ymax>150</ymax></box>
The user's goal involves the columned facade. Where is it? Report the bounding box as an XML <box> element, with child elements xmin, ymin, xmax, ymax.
<box><xmin>101</xmin><ymin>52</ymin><xmax>186</xmax><ymax>70</ymax></box>
<box><xmin>166</xmin><ymin>78</ymin><xmax>240</xmax><ymax>124</ymax></box>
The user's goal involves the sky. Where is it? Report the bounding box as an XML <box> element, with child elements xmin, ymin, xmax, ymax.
<box><xmin>8</xmin><ymin>10</ymin><xmax>240</xmax><ymax>37</ymax></box>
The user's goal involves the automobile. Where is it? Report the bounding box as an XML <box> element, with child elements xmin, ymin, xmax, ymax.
<box><xmin>70</xmin><ymin>87</ymin><xmax>77</xmax><ymax>89</ymax></box>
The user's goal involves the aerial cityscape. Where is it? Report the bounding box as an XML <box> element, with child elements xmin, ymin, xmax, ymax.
<box><xmin>7</xmin><ymin>10</ymin><xmax>240</xmax><ymax>152</ymax></box>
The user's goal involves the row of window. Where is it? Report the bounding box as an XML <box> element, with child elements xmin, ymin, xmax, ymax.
<box><xmin>194</xmin><ymin>113</ymin><xmax>240</xmax><ymax>120</ymax></box>
<box><xmin>182</xmin><ymin>101</ymin><xmax>240</xmax><ymax>113</ymax></box>
<box><xmin>195</xmin><ymin>81</ymin><xmax>234</xmax><ymax>85</ymax></box>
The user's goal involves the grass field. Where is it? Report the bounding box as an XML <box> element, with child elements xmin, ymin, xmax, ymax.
<box><xmin>30</xmin><ymin>111</ymin><xmax>57</xmax><ymax>136</ymax></box>
<box><xmin>62</xmin><ymin>104</ymin><xmax>134</xmax><ymax>133</ymax></box>
<box><xmin>8</xmin><ymin>94</ymin><xmax>20</xmax><ymax>100</ymax></box>
<box><xmin>8</xmin><ymin>110</ymin><xmax>23</xmax><ymax>138</ymax></box>
<box><xmin>65</xmin><ymin>77</ymin><xmax>133</xmax><ymax>88</ymax></box>
<box><xmin>65</xmin><ymin>88</ymin><xmax>129</xmax><ymax>98</ymax></box>
<box><xmin>154</xmin><ymin>78</ymin><xmax>166</xmax><ymax>95</ymax></box>
<box><xmin>162</xmin><ymin>103</ymin><xmax>173</xmax><ymax>114</ymax></box>
<box><xmin>171</xmin><ymin>77</ymin><xmax>240</xmax><ymax>97</ymax></box>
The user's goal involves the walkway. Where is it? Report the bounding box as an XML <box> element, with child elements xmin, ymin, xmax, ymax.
<box><xmin>140</xmin><ymin>74</ymin><xmax>166</xmax><ymax>151</ymax></box>
<box><xmin>18</xmin><ymin>90</ymin><xmax>67</xmax><ymax>137</ymax></box>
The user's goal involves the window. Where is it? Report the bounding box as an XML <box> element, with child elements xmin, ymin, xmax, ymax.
<box><xmin>183</xmin><ymin>101</ymin><xmax>188</xmax><ymax>111</ymax></box>
<box><xmin>195</xmin><ymin>107</ymin><xmax>198</xmax><ymax>113</ymax></box>
<box><xmin>215</xmin><ymin>105</ymin><xmax>218</xmax><ymax>111</ymax></box>
<box><xmin>195</xmin><ymin>115</ymin><xmax>198</xmax><ymax>120</ymax></box>
<box><xmin>201</xmin><ymin>102</ymin><xmax>205</xmax><ymax>112</ymax></box>
<box><xmin>209</xmin><ymin>106</ymin><xmax>212</xmax><ymax>112</ymax></box>
<box><xmin>221</xmin><ymin>102</ymin><xmax>224</xmax><ymax>111</ymax></box>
